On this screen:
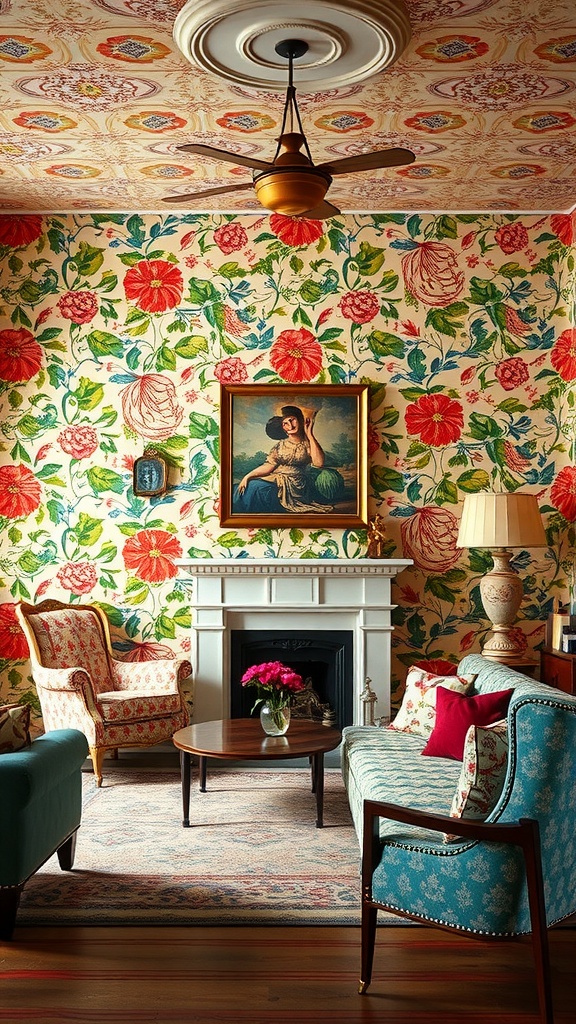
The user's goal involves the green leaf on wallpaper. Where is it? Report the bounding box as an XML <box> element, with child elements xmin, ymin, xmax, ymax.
<box><xmin>46</xmin><ymin>498</ymin><xmax>64</xmax><ymax>524</ymax></box>
<box><xmin>9</xmin><ymin>254</ymin><xmax>23</xmax><ymax>273</ymax></box>
<box><xmin>96</xmin><ymin>271</ymin><xmax>118</xmax><ymax>294</ymax></box>
<box><xmin>17</xmin><ymin>551</ymin><xmax>46</xmax><ymax>574</ymax></box>
<box><xmin>73</xmin><ymin>377</ymin><xmax>104</xmax><ymax>410</ymax></box>
<box><xmin>435</xmin><ymin>216</ymin><xmax>458</xmax><ymax>240</ymax></box>
<box><xmin>96</xmin><ymin>602</ymin><xmax>125</xmax><ymax>626</ymax></box>
<box><xmin>8</xmin><ymin>526</ymin><xmax>22</xmax><ymax>544</ymax></box>
<box><xmin>435</xmin><ymin>477</ymin><xmax>458</xmax><ymax>504</ymax></box>
<box><xmin>124</xmin><ymin>580</ymin><xmax>150</xmax><ymax>605</ymax></box>
<box><xmin>498</xmin><ymin>262</ymin><xmax>528</xmax><ymax>279</ymax></box>
<box><xmin>379</xmin><ymin>405</ymin><xmax>400</xmax><ymax>428</ymax></box>
<box><xmin>377</xmin><ymin>269</ymin><xmax>399</xmax><ymax>293</ymax></box>
<box><xmin>367</xmin><ymin>330</ymin><xmax>404</xmax><ymax>358</ymax></box>
<box><xmin>126</xmin><ymin>216</ymin><xmax>145</xmax><ymax>243</ymax></box>
<box><xmin>399</xmin><ymin>386</ymin><xmax>427</xmax><ymax>401</ymax></box>
<box><xmin>87</xmin><ymin>466</ymin><xmax>125</xmax><ymax>494</ymax></box>
<box><xmin>218</xmin><ymin>261</ymin><xmax>245</xmax><ymax>279</ymax></box>
<box><xmin>85</xmin><ymin>330</ymin><xmax>124</xmax><ymax>358</ymax></box>
<box><xmin>370</xmin><ymin>465</ymin><xmax>404</xmax><ymax>494</ymax></box>
<box><xmin>175</xmin><ymin>335</ymin><xmax>208</xmax><ymax>358</ymax></box>
<box><xmin>468</xmin><ymin>277</ymin><xmax>503</xmax><ymax>306</ymax></box>
<box><xmin>299</xmin><ymin>280</ymin><xmax>323</xmax><ymax>303</ymax></box>
<box><xmin>10</xmin><ymin>578</ymin><xmax>31</xmax><ymax>600</ymax></box>
<box><xmin>293</xmin><ymin>305</ymin><xmax>313</xmax><ymax>327</ymax></box>
<box><xmin>406</xmin><ymin>612</ymin><xmax>426</xmax><ymax>648</ymax></box>
<box><xmin>36</xmin><ymin>327</ymin><xmax>63</xmax><ymax>344</ymax></box>
<box><xmin>71</xmin><ymin>242</ymin><xmax>104</xmax><ymax>276</ymax></box>
<box><xmin>425</xmin><ymin>302</ymin><xmax>468</xmax><ymax>338</ymax></box>
<box><xmin>8</xmin><ymin>390</ymin><xmax>23</xmax><ymax>409</ymax></box>
<box><xmin>467</xmin><ymin>412</ymin><xmax>502</xmax><ymax>440</ymax></box>
<box><xmin>118</xmin><ymin>253</ymin><xmax>146</xmax><ymax>267</ymax></box>
<box><xmin>355</xmin><ymin>242</ymin><xmax>386</xmax><ymax>276</ymax></box>
<box><xmin>407</xmin><ymin>346</ymin><xmax>427</xmax><ymax>380</ymax></box>
<box><xmin>189</xmin><ymin>412</ymin><xmax>218</xmax><ymax>440</ymax></box>
<box><xmin>425</xmin><ymin>577</ymin><xmax>458</xmax><ymax>602</ymax></box>
<box><xmin>12</xmin><ymin>305</ymin><xmax>32</xmax><ymax>327</ymax></box>
<box><xmin>73</xmin><ymin>513</ymin><xmax>103</xmax><ymax>546</ymax></box>
<box><xmin>155</xmin><ymin>614</ymin><xmax>176</xmax><ymax>640</ymax></box>
<box><xmin>10</xmin><ymin>440</ymin><xmax>31</xmax><ymax>464</ymax></box>
<box><xmin>171</xmin><ymin>607</ymin><xmax>192</xmax><ymax>629</ymax></box>
<box><xmin>457</xmin><ymin>469</ymin><xmax>490</xmax><ymax>492</ymax></box>
<box><xmin>187</xmin><ymin>278</ymin><xmax>220</xmax><ymax>306</ymax></box>
<box><xmin>289</xmin><ymin>528</ymin><xmax>304</xmax><ymax>545</ymax></box>
<box><xmin>156</xmin><ymin>344</ymin><xmax>176</xmax><ymax>372</ymax></box>
<box><xmin>290</xmin><ymin>255</ymin><xmax>304</xmax><ymax>274</ymax></box>
<box><xmin>18</xmin><ymin>280</ymin><xmax>42</xmax><ymax>304</ymax></box>
<box><xmin>96</xmin><ymin>542</ymin><xmax>117</xmax><ymax>563</ymax></box>
<box><xmin>15</xmin><ymin>414</ymin><xmax>43</xmax><ymax>438</ymax></box>
<box><xmin>218</xmin><ymin>531</ymin><xmax>245</xmax><ymax>549</ymax></box>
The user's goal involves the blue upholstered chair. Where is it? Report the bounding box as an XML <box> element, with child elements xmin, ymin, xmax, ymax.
<box><xmin>0</xmin><ymin>728</ymin><xmax>88</xmax><ymax>940</ymax></box>
<box><xmin>357</xmin><ymin>657</ymin><xmax>576</xmax><ymax>1024</ymax></box>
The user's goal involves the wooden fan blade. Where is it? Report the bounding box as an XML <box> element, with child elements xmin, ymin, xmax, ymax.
<box><xmin>162</xmin><ymin>182</ymin><xmax>253</xmax><ymax>203</ymax></box>
<box><xmin>301</xmin><ymin>200</ymin><xmax>341</xmax><ymax>220</ymax></box>
<box><xmin>177</xmin><ymin>143</ymin><xmax>272</xmax><ymax>172</ymax></box>
<box><xmin>317</xmin><ymin>148</ymin><xmax>416</xmax><ymax>176</ymax></box>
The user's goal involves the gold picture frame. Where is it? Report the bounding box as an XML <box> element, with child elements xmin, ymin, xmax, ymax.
<box><xmin>133</xmin><ymin>455</ymin><xmax>168</xmax><ymax>497</ymax></box>
<box><xmin>219</xmin><ymin>384</ymin><xmax>369</xmax><ymax>528</ymax></box>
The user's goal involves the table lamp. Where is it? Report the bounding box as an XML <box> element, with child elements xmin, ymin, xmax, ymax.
<box><xmin>457</xmin><ymin>492</ymin><xmax>547</xmax><ymax>662</ymax></box>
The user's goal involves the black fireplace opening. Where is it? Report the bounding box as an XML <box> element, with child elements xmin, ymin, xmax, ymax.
<box><xmin>230</xmin><ymin>629</ymin><xmax>353</xmax><ymax>731</ymax></box>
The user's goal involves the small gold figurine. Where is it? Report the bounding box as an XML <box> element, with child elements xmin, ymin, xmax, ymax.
<box><xmin>366</xmin><ymin>513</ymin><xmax>386</xmax><ymax>558</ymax></box>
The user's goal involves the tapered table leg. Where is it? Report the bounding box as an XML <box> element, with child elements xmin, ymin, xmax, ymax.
<box><xmin>199</xmin><ymin>755</ymin><xmax>207</xmax><ymax>792</ymax></box>
<box><xmin>180</xmin><ymin>749</ymin><xmax>191</xmax><ymax>827</ymax></box>
<box><xmin>314</xmin><ymin>753</ymin><xmax>324</xmax><ymax>828</ymax></box>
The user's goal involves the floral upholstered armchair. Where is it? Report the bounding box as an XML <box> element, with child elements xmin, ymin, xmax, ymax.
<box><xmin>16</xmin><ymin>599</ymin><xmax>192</xmax><ymax>786</ymax></box>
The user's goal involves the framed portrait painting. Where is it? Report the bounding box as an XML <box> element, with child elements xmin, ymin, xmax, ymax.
<box><xmin>219</xmin><ymin>384</ymin><xmax>369</xmax><ymax>528</ymax></box>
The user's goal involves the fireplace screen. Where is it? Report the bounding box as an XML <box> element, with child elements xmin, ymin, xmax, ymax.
<box><xmin>230</xmin><ymin>630</ymin><xmax>353</xmax><ymax>731</ymax></box>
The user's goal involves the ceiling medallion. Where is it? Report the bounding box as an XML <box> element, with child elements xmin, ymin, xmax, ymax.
<box><xmin>174</xmin><ymin>0</ymin><xmax>411</xmax><ymax>91</ymax></box>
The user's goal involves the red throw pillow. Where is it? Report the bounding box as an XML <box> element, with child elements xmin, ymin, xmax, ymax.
<box><xmin>422</xmin><ymin>687</ymin><xmax>514</xmax><ymax>760</ymax></box>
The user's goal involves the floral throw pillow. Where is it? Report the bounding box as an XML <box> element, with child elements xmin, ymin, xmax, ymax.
<box><xmin>444</xmin><ymin>719</ymin><xmax>509</xmax><ymax>842</ymax></box>
<box><xmin>389</xmin><ymin>667</ymin><xmax>476</xmax><ymax>738</ymax></box>
<box><xmin>0</xmin><ymin>703</ymin><xmax>31</xmax><ymax>754</ymax></box>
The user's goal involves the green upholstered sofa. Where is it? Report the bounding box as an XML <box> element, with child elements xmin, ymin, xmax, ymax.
<box><xmin>0</xmin><ymin>728</ymin><xmax>88</xmax><ymax>940</ymax></box>
<box><xmin>341</xmin><ymin>655</ymin><xmax>576</xmax><ymax>1022</ymax></box>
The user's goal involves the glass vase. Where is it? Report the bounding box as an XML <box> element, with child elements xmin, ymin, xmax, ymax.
<box><xmin>260</xmin><ymin>702</ymin><xmax>290</xmax><ymax>736</ymax></box>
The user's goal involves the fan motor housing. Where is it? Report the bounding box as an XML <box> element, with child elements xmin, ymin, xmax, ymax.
<box><xmin>254</xmin><ymin>166</ymin><xmax>332</xmax><ymax>216</ymax></box>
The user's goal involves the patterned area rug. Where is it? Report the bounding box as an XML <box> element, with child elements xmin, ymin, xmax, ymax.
<box><xmin>18</xmin><ymin>767</ymin><xmax>366</xmax><ymax>926</ymax></box>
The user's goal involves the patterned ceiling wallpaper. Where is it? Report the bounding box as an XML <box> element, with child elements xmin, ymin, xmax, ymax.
<box><xmin>0</xmin><ymin>0</ymin><xmax>574</xmax><ymax>215</ymax></box>
<box><xmin>0</xmin><ymin>208</ymin><xmax>574</xmax><ymax>724</ymax></box>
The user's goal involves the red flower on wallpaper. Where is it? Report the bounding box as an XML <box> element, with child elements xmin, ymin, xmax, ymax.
<box><xmin>269</xmin><ymin>214</ymin><xmax>324</xmax><ymax>246</ymax></box>
<box><xmin>0</xmin><ymin>464</ymin><xmax>41</xmax><ymax>519</ymax></box>
<box><xmin>213</xmin><ymin>223</ymin><xmax>248</xmax><ymax>253</ymax></box>
<box><xmin>339</xmin><ymin>290</ymin><xmax>380</xmax><ymax>324</ymax></box>
<box><xmin>0</xmin><ymin>603</ymin><xmax>29</xmax><ymax>661</ymax></box>
<box><xmin>405</xmin><ymin>393</ymin><xmax>464</xmax><ymax>447</ymax></box>
<box><xmin>400</xmin><ymin>505</ymin><xmax>461</xmax><ymax>574</ymax></box>
<box><xmin>413</xmin><ymin>658</ymin><xmax>459</xmax><ymax>675</ymax></box>
<box><xmin>122</xmin><ymin>528</ymin><xmax>183</xmax><ymax>583</ymax></box>
<box><xmin>550</xmin><ymin>466</ymin><xmax>576</xmax><ymax>522</ymax></box>
<box><xmin>0</xmin><ymin>215</ymin><xmax>43</xmax><ymax>248</ymax></box>
<box><xmin>504</xmin><ymin>306</ymin><xmax>531</xmax><ymax>336</ymax></box>
<box><xmin>214</xmin><ymin>357</ymin><xmax>248</xmax><ymax>384</ymax></box>
<box><xmin>550</xmin><ymin>328</ymin><xmax>576</xmax><ymax>382</ymax></box>
<box><xmin>57</xmin><ymin>425</ymin><xmax>99</xmax><ymax>459</ymax></box>
<box><xmin>0</xmin><ymin>328</ymin><xmax>43</xmax><ymax>382</ymax></box>
<box><xmin>494</xmin><ymin>356</ymin><xmax>530</xmax><ymax>390</ymax></box>
<box><xmin>550</xmin><ymin>214</ymin><xmax>573</xmax><ymax>246</ymax></box>
<box><xmin>367</xmin><ymin>424</ymin><xmax>380</xmax><ymax>457</ymax></box>
<box><xmin>120</xmin><ymin>640</ymin><xmax>176</xmax><ymax>662</ymax></box>
<box><xmin>123</xmin><ymin>259</ymin><xmax>184</xmax><ymax>313</ymax></box>
<box><xmin>270</xmin><ymin>328</ymin><xmax>323</xmax><ymax>383</ymax></box>
<box><xmin>56</xmin><ymin>561</ymin><xmax>98</xmax><ymax>595</ymax></box>
<box><xmin>494</xmin><ymin>223</ymin><xmax>529</xmax><ymax>254</ymax></box>
<box><xmin>121</xmin><ymin>373</ymin><xmax>184</xmax><ymax>440</ymax></box>
<box><xmin>57</xmin><ymin>290</ymin><xmax>98</xmax><ymax>324</ymax></box>
<box><xmin>401</xmin><ymin>242</ymin><xmax>464</xmax><ymax>306</ymax></box>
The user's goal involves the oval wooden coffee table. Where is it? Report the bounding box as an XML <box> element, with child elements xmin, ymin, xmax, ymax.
<box><xmin>172</xmin><ymin>718</ymin><xmax>342</xmax><ymax>829</ymax></box>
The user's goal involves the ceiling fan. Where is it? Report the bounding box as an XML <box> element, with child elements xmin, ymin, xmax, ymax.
<box><xmin>162</xmin><ymin>39</ymin><xmax>415</xmax><ymax>219</ymax></box>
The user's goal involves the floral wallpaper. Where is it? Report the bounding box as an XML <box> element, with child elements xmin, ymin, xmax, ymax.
<box><xmin>0</xmin><ymin>209</ymin><xmax>574</xmax><ymax>723</ymax></box>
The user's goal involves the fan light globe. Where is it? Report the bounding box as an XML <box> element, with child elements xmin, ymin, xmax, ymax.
<box><xmin>254</xmin><ymin>167</ymin><xmax>330</xmax><ymax>215</ymax></box>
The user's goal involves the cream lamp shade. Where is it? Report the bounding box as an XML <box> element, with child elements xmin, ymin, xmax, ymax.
<box><xmin>457</xmin><ymin>492</ymin><xmax>547</xmax><ymax>550</ymax></box>
<box><xmin>457</xmin><ymin>492</ymin><xmax>547</xmax><ymax>663</ymax></box>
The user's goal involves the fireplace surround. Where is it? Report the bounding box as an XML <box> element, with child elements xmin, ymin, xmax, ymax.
<box><xmin>176</xmin><ymin>558</ymin><xmax>412</xmax><ymax>725</ymax></box>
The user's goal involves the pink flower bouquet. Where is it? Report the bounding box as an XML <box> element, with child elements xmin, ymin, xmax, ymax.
<box><xmin>241</xmin><ymin>660</ymin><xmax>305</xmax><ymax>728</ymax></box>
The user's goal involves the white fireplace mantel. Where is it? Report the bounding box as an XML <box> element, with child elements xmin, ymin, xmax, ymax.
<box><xmin>176</xmin><ymin>558</ymin><xmax>412</xmax><ymax>725</ymax></box>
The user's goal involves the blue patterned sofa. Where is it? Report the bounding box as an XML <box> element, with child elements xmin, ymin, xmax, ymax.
<box><xmin>341</xmin><ymin>654</ymin><xmax>576</xmax><ymax>1023</ymax></box>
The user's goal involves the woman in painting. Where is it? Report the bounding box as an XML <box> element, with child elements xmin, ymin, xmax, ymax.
<box><xmin>233</xmin><ymin>405</ymin><xmax>332</xmax><ymax>514</ymax></box>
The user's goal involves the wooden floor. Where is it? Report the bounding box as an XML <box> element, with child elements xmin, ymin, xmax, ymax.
<box><xmin>1</xmin><ymin>924</ymin><xmax>574</xmax><ymax>1023</ymax></box>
